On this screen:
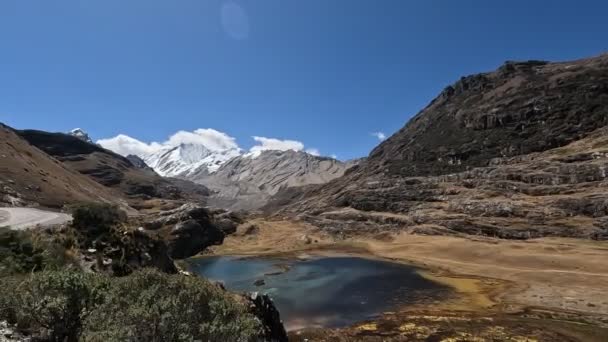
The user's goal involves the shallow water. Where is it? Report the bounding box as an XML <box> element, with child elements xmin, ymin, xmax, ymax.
<box><xmin>187</xmin><ymin>256</ymin><xmax>449</xmax><ymax>330</ymax></box>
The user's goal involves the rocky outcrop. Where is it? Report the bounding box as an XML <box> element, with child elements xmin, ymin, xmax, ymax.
<box><xmin>142</xmin><ymin>203</ymin><xmax>242</xmax><ymax>259</ymax></box>
<box><xmin>190</xmin><ymin>150</ymin><xmax>353</xmax><ymax>210</ymax></box>
<box><xmin>275</xmin><ymin>54</ymin><xmax>608</xmax><ymax>240</ymax></box>
<box><xmin>63</xmin><ymin>220</ymin><xmax>178</xmax><ymax>276</ymax></box>
<box><xmin>248</xmin><ymin>293</ymin><xmax>288</xmax><ymax>342</ymax></box>
<box><xmin>167</xmin><ymin>219</ymin><xmax>223</xmax><ymax>259</ymax></box>
<box><xmin>366</xmin><ymin>56</ymin><xmax>608</xmax><ymax>178</ymax></box>
<box><xmin>100</xmin><ymin>229</ymin><xmax>178</xmax><ymax>276</ymax></box>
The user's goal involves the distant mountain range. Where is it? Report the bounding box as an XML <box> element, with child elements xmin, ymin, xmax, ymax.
<box><xmin>0</xmin><ymin>122</ymin><xmax>356</xmax><ymax>211</ymax></box>
<box><xmin>92</xmin><ymin>131</ymin><xmax>356</xmax><ymax>209</ymax></box>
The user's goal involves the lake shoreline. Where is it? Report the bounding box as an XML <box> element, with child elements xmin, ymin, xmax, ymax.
<box><xmin>188</xmin><ymin>254</ymin><xmax>452</xmax><ymax>331</ymax></box>
<box><xmin>201</xmin><ymin>218</ymin><xmax>608</xmax><ymax>341</ymax></box>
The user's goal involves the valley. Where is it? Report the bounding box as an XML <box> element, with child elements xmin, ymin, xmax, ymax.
<box><xmin>1</xmin><ymin>53</ymin><xmax>608</xmax><ymax>341</ymax></box>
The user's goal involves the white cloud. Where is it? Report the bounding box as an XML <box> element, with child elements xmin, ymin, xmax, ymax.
<box><xmin>97</xmin><ymin>134</ymin><xmax>162</xmax><ymax>157</ymax></box>
<box><xmin>249</xmin><ymin>136</ymin><xmax>304</xmax><ymax>154</ymax></box>
<box><xmin>165</xmin><ymin>129</ymin><xmax>239</xmax><ymax>152</ymax></box>
<box><xmin>99</xmin><ymin>130</ymin><xmax>323</xmax><ymax>160</ymax></box>
<box><xmin>372</xmin><ymin>132</ymin><xmax>386</xmax><ymax>141</ymax></box>
<box><xmin>330</xmin><ymin>154</ymin><xmax>338</xmax><ymax>159</ymax></box>
<box><xmin>97</xmin><ymin>129</ymin><xmax>240</xmax><ymax>157</ymax></box>
<box><xmin>305</xmin><ymin>148</ymin><xmax>320</xmax><ymax>156</ymax></box>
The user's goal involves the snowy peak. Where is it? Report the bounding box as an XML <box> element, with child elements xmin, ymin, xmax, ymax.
<box><xmin>143</xmin><ymin>143</ymin><xmax>240</xmax><ymax>177</ymax></box>
<box><xmin>69</xmin><ymin>128</ymin><xmax>93</xmax><ymax>143</ymax></box>
<box><xmin>96</xmin><ymin>129</ymin><xmax>330</xmax><ymax>179</ymax></box>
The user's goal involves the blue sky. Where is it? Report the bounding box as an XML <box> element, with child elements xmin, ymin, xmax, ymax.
<box><xmin>1</xmin><ymin>0</ymin><xmax>607</xmax><ymax>160</ymax></box>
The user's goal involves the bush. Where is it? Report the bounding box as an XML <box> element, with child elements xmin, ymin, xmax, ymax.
<box><xmin>70</xmin><ymin>203</ymin><xmax>127</xmax><ymax>234</ymax></box>
<box><xmin>83</xmin><ymin>269</ymin><xmax>261</xmax><ymax>342</ymax></box>
<box><xmin>0</xmin><ymin>269</ymin><xmax>262</xmax><ymax>342</ymax></box>
<box><xmin>0</xmin><ymin>270</ymin><xmax>109</xmax><ymax>342</ymax></box>
<box><xmin>0</xmin><ymin>227</ymin><xmax>72</xmax><ymax>276</ymax></box>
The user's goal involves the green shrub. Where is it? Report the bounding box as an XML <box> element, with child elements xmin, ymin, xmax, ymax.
<box><xmin>0</xmin><ymin>269</ymin><xmax>262</xmax><ymax>342</ymax></box>
<box><xmin>83</xmin><ymin>269</ymin><xmax>261</xmax><ymax>342</ymax></box>
<box><xmin>0</xmin><ymin>270</ymin><xmax>110</xmax><ymax>342</ymax></box>
<box><xmin>0</xmin><ymin>227</ymin><xmax>72</xmax><ymax>276</ymax></box>
<box><xmin>70</xmin><ymin>202</ymin><xmax>127</xmax><ymax>234</ymax></box>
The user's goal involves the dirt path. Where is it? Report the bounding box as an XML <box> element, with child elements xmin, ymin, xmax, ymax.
<box><xmin>0</xmin><ymin>207</ymin><xmax>72</xmax><ymax>230</ymax></box>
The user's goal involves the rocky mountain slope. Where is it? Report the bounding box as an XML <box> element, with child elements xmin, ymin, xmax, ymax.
<box><xmin>188</xmin><ymin>150</ymin><xmax>353</xmax><ymax>210</ymax></box>
<box><xmin>0</xmin><ymin>124</ymin><xmax>122</xmax><ymax>208</ymax></box>
<box><xmin>11</xmin><ymin>128</ymin><xmax>209</xmax><ymax>206</ymax></box>
<box><xmin>275</xmin><ymin>54</ymin><xmax>608</xmax><ymax>240</ymax></box>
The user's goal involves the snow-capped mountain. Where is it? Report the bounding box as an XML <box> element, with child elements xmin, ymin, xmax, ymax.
<box><xmin>143</xmin><ymin>143</ymin><xmax>241</xmax><ymax>177</ymax></box>
<box><xmin>96</xmin><ymin>130</ymin><xmax>347</xmax><ymax>186</ymax></box>
<box><xmin>69</xmin><ymin>128</ymin><xmax>93</xmax><ymax>143</ymax></box>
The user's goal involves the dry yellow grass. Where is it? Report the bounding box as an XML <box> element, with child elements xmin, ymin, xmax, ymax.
<box><xmin>212</xmin><ymin>219</ymin><xmax>608</xmax><ymax>317</ymax></box>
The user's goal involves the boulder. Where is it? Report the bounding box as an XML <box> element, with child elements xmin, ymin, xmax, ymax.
<box><xmin>168</xmin><ymin>219</ymin><xmax>224</xmax><ymax>259</ymax></box>
<box><xmin>143</xmin><ymin>204</ymin><xmax>237</xmax><ymax>259</ymax></box>
<box><xmin>248</xmin><ymin>293</ymin><xmax>288</xmax><ymax>342</ymax></box>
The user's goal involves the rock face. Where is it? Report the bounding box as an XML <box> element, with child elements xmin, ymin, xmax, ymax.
<box><xmin>369</xmin><ymin>57</ymin><xmax>608</xmax><ymax>178</ymax></box>
<box><xmin>168</xmin><ymin>219</ymin><xmax>224</xmax><ymax>259</ymax></box>
<box><xmin>275</xmin><ymin>54</ymin><xmax>608</xmax><ymax>240</ymax></box>
<box><xmin>248</xmin><ymin>293</ymin><xmax>288</xmax><ymax>342</ymax></box>
<box><xmin>189</xmin><ymin>150</ymin><xmax>353</xmax><ymax>210</ymax></box>
<box><xmin>126</xmin><ymin>154</ymin><xmax>154</xmax><ymax>171</ymax></box>
<box><xmin>142</xmin><ymin>203</ymin><xmax>242</xmax><ymax>259</ymax></box>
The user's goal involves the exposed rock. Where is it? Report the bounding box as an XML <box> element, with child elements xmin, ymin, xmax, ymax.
<box><xmin>189</xmin><ymin>150</ymin><xmax>353</xmax><ymax>210</ymax></box>
<box><xmin>254</xmin><ymin>279</ymin><xmax>265</xmax><ymax>286</ymax></box>
<box><xmin>168</xmin><ymin>219</ymin><xmax>224</xmax><ymax>259</ymax></box>
<box><xmin>248</xmin><ymin>292</ymin><xmax>288</xmax><ymax>342</ymax></box>
<box><xmin>141</xmin><ymin>203</ymin><xmax>245</xmax><ymax>259</ymax></box>
<box><xmin>215</xmin><ymin>218</ymin><xmax>238</xmax><ymax>235</ymax></box>
<box><xmin>274</xmin><ymin>54</ymin><xmax>608</xmax><ymax>240</ymax></box>
<box><xmin>126</xmin><ymin>154</ymin><xmax>154</xmax><ymax>172</ymax></box>
<box><xmin>241</xmin><ymin>223</ymin><xmax>260</xmax><ymax>236</ymax></box>
<box><xmin>63</xmin><ymin>222</ymin><xmax>178</xmax><ymax>276</ymax></box>
<box><xmin>144</xmin><ymin>203</ymin><xmax>212</xmax><ymax>229</ymax></box>
<box><xmin>367</xmin><ymin>55</ymin><xmax>608</xmax><ymax>178</ymax></box>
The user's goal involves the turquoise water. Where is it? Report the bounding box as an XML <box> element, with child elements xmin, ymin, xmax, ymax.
<box><xmin>187</xmin><ymin>256</ymin><xmax>449</xmax><ymax>330</ymax></box>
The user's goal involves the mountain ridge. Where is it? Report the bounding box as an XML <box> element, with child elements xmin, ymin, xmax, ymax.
<box><xmin>188</xmin><ymin>149</ymin><xmax>355</xmax><ymax>210</ymax></box>
<box><xmin>272</xmin><ymin>53</ymin><xmax>608</xmax><ymax>240</ymax></box>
